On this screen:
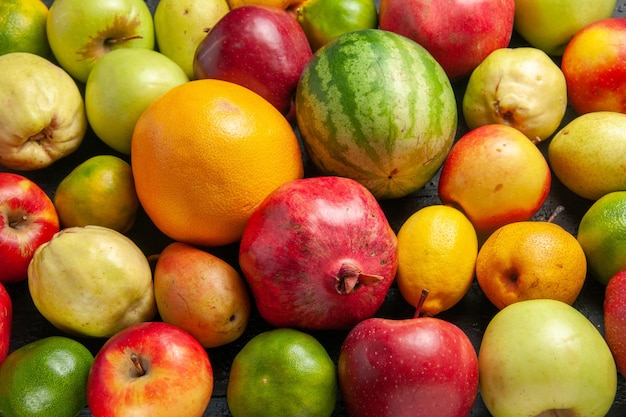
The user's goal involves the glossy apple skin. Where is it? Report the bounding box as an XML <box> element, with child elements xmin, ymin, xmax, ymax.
<box><xmin>438</xmin><ymin>124</ymin><xmax>551</xmax><ymax>237</ymax></box>
<box><xmin>193</xmin><ymin>5</ymin><xmax>312</xmax><ymax>118</ymax></box>
<box><xmin>0</xmin><ymin>172</ymin><xmax>60</xmax><ymax>284</ymax></box>
<box><xmin>87</xmin><ymin>321</ymin><xmax>213</xmax><ymax>417</ymax></box>
<box><xmin>338</xmin><ymin>316</ymin><xmax>479</xmax><ymax>417</ymax></box>
<box><xmin>378</xmin><ymin>0</ymin><xmax>515</xmax><ymax>82</ymax></box>
<box><xmin>561</xmin><ymin>18</ymin><xmax>626</xmax><ymax>115</ymax></box>
<box><xmin>0</xmin><ymin>283</ymin><xmax>11</xmax><ymax>365</ymax></box>
<box><xmin>604</xmin><ymin>269</ymin><xmax>626</xmax><ymax>377</ymax></box>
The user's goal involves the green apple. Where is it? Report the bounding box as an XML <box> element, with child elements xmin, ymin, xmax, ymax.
<box><xmin>479</xmin><ymin>299</ymin><xmax>617</xmax><ymax>417</ymax></box>
<box><xmin>85</xmin><ymin>48</ymin><xmax>189</xmax><ymax>154</ymax></box>
<box><xmin>0</xmin><ymin>336</ymin><xmax>94</xmax><ymax>417</ymax></box>
<box><xmin>154</xmin><ymin>0</ymin><xmax>230</xmax><ymax>79</ymax></box>
<box><xmin>513</xmin><ymin>0</ymin><xmax>616</xmax><ymax>56</ymax></box>
<box><xmin>0</xmin><ymin>52</ymin><xmax>87</xmax><ymax>171</ymax></box>
<box><xmin>46</xmin><ymin>0</ymin><xmax>155</xmax><ymax>84</ymax></box>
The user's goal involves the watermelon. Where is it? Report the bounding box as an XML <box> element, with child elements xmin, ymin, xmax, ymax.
<box><xmin>295</xmin><ymin>28</ymin><xmax>457</xmax><ymax>200</ymax></box>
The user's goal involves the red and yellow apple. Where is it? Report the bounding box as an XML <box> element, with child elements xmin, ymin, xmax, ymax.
<box><xmin>0</xmin><ymin>283</ymin><xmax>11</xmax><ymax>365</ymax></box>
<box><xmin>0</xmin><ymin>172</ymin><xmax>60</xmax><ymax>284</ymax></box>
<box><xmin>604</xmin><ymin>269</ymin><xmax>626</xmax><ymax>377</ymax></box>
<box><xmin>561</xmin><ymin>18</ymin><xmax>626</xmax><ymax>115</ymax></box>
<box><xmin>438</xmin><ymin>124</ymin><xmax>551</xmax><ymax>237</ymax></box>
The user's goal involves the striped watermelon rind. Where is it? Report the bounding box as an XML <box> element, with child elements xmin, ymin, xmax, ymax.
<box><xmin>295</xmin><ymin>28</ymin><xmax>457</xmax><ymax>200</ymax></box>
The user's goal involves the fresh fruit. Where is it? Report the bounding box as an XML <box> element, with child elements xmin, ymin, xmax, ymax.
<box><xmin>561</xmin><ymin>18</ymin><xmax>626</xmax><ymax>115</ymax></box>
<box><xmin>577</xmin><ymin>191</ymin><xmax>626</xmax><ymax>285</ymax></box>
<box><xmin>0</xmin><ymin>283</ymin><xmax>11</xmax><ymax>365</ymax></box>
<box><xmin>154</xmin><ymin>0</ymin><xmax>230</xmax><ymax>79</ymax></box>
<box><xmin>53</xmin><ymin>155</ymin><xmax>140</xmax><ymax>233</ymax></box>
<box><xmin>462</xmin><ymin>47</ymin><xmax>568</xmax><ymax>143</ymax></box>
<box><xmin>46</xmin><ymin>0</ymin><xmax>155</xmax><ymax>83</ymax></box>
<box><xmin>338</xmin><ymin>291</ymin><xmax>479</xmax><ymax>417</ymax></box>
<box><xmin>604</xmin><ymin>269</ymin><xmax>626</xmax><ymax>377</ymax></box>
<box><xmin>131</xmin><ymin>79</ymin><xmax>304</xmax><ymax>247</ymax></box>
<box><xmin>438</xmin><ymin>124</ymin><xmax>551</xmax><ymax>236</ymax></box>
<box><xmin>296</xmin><ymin>29</ymin><xmax>457</xmax><ymax>200</ymax></box>
<box><xmin>396</xmin><ymin>205</ymin><xmax>478</xmax><ymax>316</ymax></box>
<box><xmin>548</xmin><ymin>111</ymin><xmax>626</xmax><ymax>200</ymax></box>
<box><xmin>296</xmin><ymin>0</ymin><xmax>379</xmax><ymax>52</ymax></box>
<box><xmin>479</xmin><ymin>299</ymin><xmax>617</xmax><ymax>417</ymax></box>
<box><xmin>475</xmin><ymin>221</ymin><xmax>587</xmax><ymax>309</ymax></box>
<box><xmin>227</xmin><ymin>0</ymin><xmax>300</xmax><ymax>8</ymax></box>
<box><xmin>85</xmin><ymin>48</ymin><xmax>189</xmax><ymax>155</ymax></box>
<box><xmin>87</xmin><ymin>321</ymin><xmax>213</xmax><ymax>417</ymax></box>
<box><xmin>0</xmin><ymin>52</ymin><xmax>87</xmax><ymax>171</ymax></box>
<box><xmin>0</xmin><ymin>336</ymin><xmax>94</xmax><ymax>417</ymax></box>
<box><xmin>194</xmin><ymin>5</ymin><xmax>312</xmax><ymax>118</ymax></box>
<box><xmin>227</xmin><ymin>328</ymin><xmax>337</xmax><ymax>417</ymax></box>
<box><xmin>239</xmin><ymin>176</ymin><xmax>398</xmax><ymax>330</ymax></box>
<box><xmin>0</xmin><ymin>172</ymin><xmax>60</xmax><ymax>284</ymax></box>
<box><xmin>513</xmin><ymin>0</ymin><xmax>616</xmax><ymax>56</ymax></box>
<box><xmin>153</xmin><ymin>241</ymin><xmax>251</xmax><ymax>348</ymax></box>
<box><xmin>379</xmin><ymin>0</ymin><xmax>515</xmax><ymax>82</ymax></box>
<box><xmin>28</xmin><ymin>225</ymin><xmax>157</xmax><ymax>338</ymax></box>
<box><xmin>0</xmin><ymin>0</ymin><xmax>51</xmax><ymax>57</ymax></box>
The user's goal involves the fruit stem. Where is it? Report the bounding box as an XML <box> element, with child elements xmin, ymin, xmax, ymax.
<box><xmin>335</xmin><ymin>263</ymin><xmax>383</xmax><ymax>295</ymax></box>
<box><xmin>547</xmin><ymin>205</ymin><xmax>565</xmax><ymax>223</ymax></box>
<box><xmin>130</xmin><ymin>352</ymin><xmax>146</xmax><ymax>377</ymax></box>
<box><xmin>105</xmin><ymin>35</ymin><xmax>143</xmax><ymax>45</ymax></box>
<box><xmin>8</xmin><ymin>214</ymin><xmax>28</xmax><ymax>229</ymax></box>
<box><xmin>414</xmin><ymin>288</ymin><xmax>430</xmax><ymax>318</ymax></box>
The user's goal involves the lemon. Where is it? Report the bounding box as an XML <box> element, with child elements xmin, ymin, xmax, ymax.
<box><xmin>0</xmin><ymin>0</ymin><xmax>51</xmax><ymax>57</ymax></box>
<box><xmin>53</xmin><ymin>155</ymin><xmax>140</xmax><ymax>233</ymax></box>
<box><xmin>396</xmin><ymin>204</ymin><xmax>478</xmax><ymax>315</ymax></box>
<box><xmin>227</xmin><ymin>328</ymin><xmax>338</xmax><ymax>417</ymax></box>
<box><xmin>577</xmin><ymin>191</ymin><xmax>626</xmax><ymax>285</ymax></box>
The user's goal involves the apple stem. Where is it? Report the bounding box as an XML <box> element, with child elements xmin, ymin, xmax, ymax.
<box><xmin>414</xmin><ymin>288</ymin><xmax>430</xmax><ymax>318</ymax></box>
<box><xmin>8</xmin><ymin>214</ymin><xmax>28</xmax><ymax>229</ymax></box>
<box><xmin>547</xmin><ymin>205</ymin><xmax>565</xmax><ymax>223</ymax></box>
<box><xmin>105</xmin><ymin>35</ymin><xmax>143</xmax><ymax>45</ymax></box>
<box><xmin>130</xmin><ymin>352</ymin><xmax>146</xmax><ymax>377</ymax></box>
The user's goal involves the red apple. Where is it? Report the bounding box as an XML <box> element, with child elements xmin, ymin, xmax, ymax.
<box><xmin>378</xmin><ymin>0</ymin><xmax>515</xmax><ymax>82</ymax></box>
<box><xmin>438</xmin><ymin>124</ymin><xmax>551</xmax><ymax>237</ymax></box>
<box><xmin>561</xmin><ymin>18</ymin><xmax>626</xmax><ymax>115</ymax></box>
<box><xmin>604</xmin><ymin>269</ymin><xmax>626</xmax><ymax>377</ymax></box>
<box><xmin>338</xmin><ymin>291</ymin><xmax>479</xmax><ymax>417</ymax></box>
<box><xmin>87</xmin><ymin>321</ymin><xmax>214</xmax><ymax>417</ymax></box>
<box><xmin>0</xmin><ymin>283</ymin><xmax>11</xmax><ymax>365</ymax></box>
<box><xmin>193</xmin><ymin>5</ymin><xmax>312</xmax><ymax>119</ymax></box>
<box><xmin>0</xmin><ymin>172</ymin><xmax>60</xmax><ymax>284</ymax></box>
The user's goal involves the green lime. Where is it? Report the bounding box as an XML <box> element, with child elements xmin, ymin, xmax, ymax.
<box><xmin>0</xmin><ymin>0</ymin><xmax>51</xmax><ymax>58</ymax></box>
<box><xmin>577</xmin><ymin>191</ymin><xmax>626</xmax><ymax>285</ymax></box>
<box><xmin>0</xmin><ymin>336</ymin><xmax>94</xmax><ymax>417</ymax></box>
<box><xmin>296</xmin><ymin>0</ymin><xmax>379</xmax><ymax>51</ymax></box>
<box><xmin>227</xmin><ymin>328</ymin><xmax>338</xmax><ymax>417</ymax></box>
<box><xmin>54</xmin><ymin>155</ymin><xmax>140</xmax><ymax>233</ymax></box>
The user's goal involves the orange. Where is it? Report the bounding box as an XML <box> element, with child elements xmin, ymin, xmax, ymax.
<box><xmin>226</xmin><ymin>328</ymin><xmax>338</xmax><ymax>417</ymax></box>
<box><xmin>131</xmin><ymin>79</ymin><xmax>304</xmax><ymax>247</ymax></box>
<box><xmin>476</xmin><ymin>221</ymin><xmax>587</xmax><ymax>309</ymax></box>
<box><xmin>0</xmin><ymin>0</ymin><xmax>51</xmax><ymax>58</ymax></box>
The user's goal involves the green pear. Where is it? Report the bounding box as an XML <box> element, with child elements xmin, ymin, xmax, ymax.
<box><xmin>154</xmin><ymin>0</ymin><xmax>230</xmax><ymax>79</ymax></box>
<box><xmin>0</xmin><ymin>336</ymin><xmax>94</xmax><ymax>417</ymax></box>
<box><xmin>548</xmin><ymin>111</ymin><xmax>626</xmax><ymax>201</ymax></box>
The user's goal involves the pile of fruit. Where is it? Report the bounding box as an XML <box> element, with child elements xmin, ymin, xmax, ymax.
<box><xmin>1</xmin><ymin>0</ymin><xmax>626</xmax><ymax>416</ymax></box>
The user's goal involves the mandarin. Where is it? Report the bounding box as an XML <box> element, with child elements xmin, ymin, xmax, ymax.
<box><xmin>131</xmin><ymin>79</ymin><xmax>304</xmax><ymax>247</ymax></box>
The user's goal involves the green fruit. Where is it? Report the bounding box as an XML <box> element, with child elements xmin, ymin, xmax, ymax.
<box><xmin>227</xmin><ymin>328</ymin><xmax>338</xmax><ymax>417</ymax></box>
<box><xmin>296</xmin><ymin>0</ymin><xmax>378</xmax><ymax>51</ymax></box>
<box><xmin>577</xmin><ymin>191</ymin><xmax>626</xmax><ymax>285</ymax></box>
<box><xmin>295</xmin><ymin>29</ymin><xmax>457</xmax><ymax>200</ymax></box>
<box><xmin>0</xmin><ymin>336</ymin><xmax>94</xmax><ymax>417</ymax></box>
<box><xmin>548</xmin><ymin>111</ymin><xmax>626</xmax><ymax>201</ymax></box>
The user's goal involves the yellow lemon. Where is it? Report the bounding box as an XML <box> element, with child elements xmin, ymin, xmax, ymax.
<box><xmin>0</xmin><ymin>0</ymin><xmax>51</xmax><ymax>57</ymax></box>
<box><xmin>396</xmin><ymin>205</ymin><xmax>478</xmax><ymax>315</ymax></box>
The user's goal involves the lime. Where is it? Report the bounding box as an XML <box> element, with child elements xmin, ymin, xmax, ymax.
<box><xmin>296</xmin><ymin>0</ymin><xmax>379</xmax><ymax>51</ymax></box>
<box><xmin>577</xmin><ymin>191</ymin><xmax>626</xmax><ymax>285</ymax></box>
<box><xmin>396</xmin><ymin>205</ymin><xmax>478</xmax><ymax>315</ymax></box>
<box><xmin>0</xmin><ymin>0</ymin><xmax>51</xmax><ymax>57</ymax></box>
<box><xmin>53</xmin><ymin>155</ymin><xmax>140</xmax><ymax>233</ymax></box>
<box><xmin>227</xmin><ymin>328</ymin><xmax>338</xmax><ymax>417</ymax></box>
<box><xmin>0</xmin><ymin>336</ymin><xmax>94</xmax><ymax>417</ymax></box>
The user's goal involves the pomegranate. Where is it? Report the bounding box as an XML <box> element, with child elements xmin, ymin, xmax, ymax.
<box><xmin>239</xmin><ymin>176</ymin><xmax>398</xmax><ymax>330</ymax></box>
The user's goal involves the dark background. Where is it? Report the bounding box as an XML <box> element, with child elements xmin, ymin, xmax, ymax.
<box><xmin>6</xmin><ymin>0</ymin><xmax>626</xmax><ymax>416</ymax></box>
